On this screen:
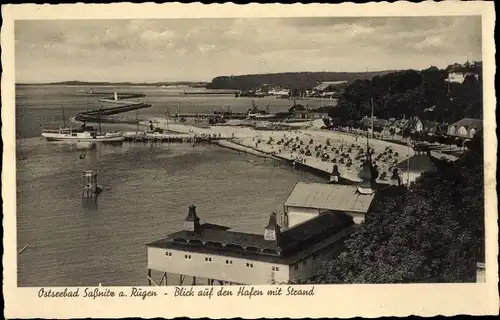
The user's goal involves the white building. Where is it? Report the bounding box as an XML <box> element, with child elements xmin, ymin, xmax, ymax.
<box><xmin>268</xmin><ymin>88</ymin><xmax>291</xmax><ymax>96</ymax></box>
<box><xmin>282</xmin><ymin>182</ymin><xmax>375</xmax><ymax>226</ymax></box>
<box><xmin>446</xmin><ymin>72</ymin><xmax>479</xmax><ymax>84</ymax></box>
<box><xmin>311</xmin><ymin>81</ymin><xmax>348</xmax><ymax>97</ymax></box>
<box><xmin>147</xmin><ymin>205</ymin><xmax>355</xmax><ymax>286</ymax></box>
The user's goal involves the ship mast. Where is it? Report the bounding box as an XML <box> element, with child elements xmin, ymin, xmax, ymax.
<box><xmin>62</xmin><ymin>106</ymin><xmax>67</xmax><ymax>128</ymax></box>
<box><xmin>98</xmin><ymin>105</ymin><xmax>103</xmax><ymax>135</ymax></box>
<box><xmin>407</xmin><ymin>137</ymin><xmax>411</xmax><ymax>189</ymax></box>
<box><xmin>165</xmin><ymin>106</ymin><xmax>170</xmax><ymax>131</ymax></box>
<box><xmin>370</xmin><ymin>97</ymin><xmax>374</xmax><ymax>139</ymax></box>
<box><xmin>136</xmin><ymin>111</ymin><xmax>139</xmax><ymax>134</ymax></box>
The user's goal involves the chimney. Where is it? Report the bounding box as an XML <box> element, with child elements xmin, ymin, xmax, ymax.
<box><xmin>330</xmin><ymin>164</ymin><xmax>341</xmax><ymax>183</ymax></box>
<box><xmin>114</xmin><ymin>92</ymin><xmax>118</xmax><ymax>101</ymax></box>
<box><xmin>264</xmin><ymin>212</ymin><xmax>281</xmax><ymax>245</ymax></box>
<box><xmin>390</xmin><ymin>168</ymin><xmax>401</xmax><ymax>186</ymax></box>
<box><xmin>184</xmin><ymin>204</ymin><xmax>201</xmax><ymax>233</ymax></box>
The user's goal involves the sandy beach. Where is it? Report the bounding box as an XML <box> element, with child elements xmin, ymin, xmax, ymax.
<box><xmin>144</xmin><ymin>117</ymin><xmax>424</xmax><ymax>183</ymax></box>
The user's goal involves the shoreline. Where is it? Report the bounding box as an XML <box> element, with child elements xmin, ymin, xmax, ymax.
<box><xmin>58</xmin><ymin>116</ymin><xmax>459</xmax><ymax>184</ymax></box>
<box><xmin>147</xmin><ymin>119</ymin><xmax>460</xmax><ymax>183</ymax></box>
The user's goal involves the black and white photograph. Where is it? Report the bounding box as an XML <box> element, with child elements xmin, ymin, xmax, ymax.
<box><xmin>2</xmin><ymin>2</ymin><xmax>497</xmax><ymax>318</ymax></box>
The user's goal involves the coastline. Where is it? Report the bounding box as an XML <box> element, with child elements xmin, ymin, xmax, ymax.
<box><xmin>146</xmin><ymin>119</ymin><xmax>398</xmax><ymax>182</ymax></box>
<box><xmin>144</xmin><ymin>118</ymin><xmax>460</xmax><ymax>184</ymax></box>
<box><xmin>62</xmin><ymin>116</ymin><xmax>459</xmax><ymax>183</ymax></box>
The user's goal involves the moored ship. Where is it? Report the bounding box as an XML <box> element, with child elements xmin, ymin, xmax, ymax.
<box><xmin>41</xmin><ymin>106</ymin><xmax>124</xmax><ymax>142</ymax></box>
<box><xmin>41</xmin><ymin>126</ymin><xmax>124</xmax><ymax>142</ymax></box>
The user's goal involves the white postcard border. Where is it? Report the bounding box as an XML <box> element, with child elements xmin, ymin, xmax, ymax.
<box><xmin>2</xmin><ymin>2</ymin><xmax>498</xmax><ymax>318</ymax></box>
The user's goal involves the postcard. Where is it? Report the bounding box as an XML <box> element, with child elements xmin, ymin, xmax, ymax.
<box><xmin>2</xmin><ymin>2</ymin><xmax>498</xmax><ymax>318</ymax></box>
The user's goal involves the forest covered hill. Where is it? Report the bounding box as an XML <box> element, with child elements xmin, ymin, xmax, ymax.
<box><xmin>205</xmin><ymin>71</ymin><xmax>397</xmax><ymax>90</ymax></box>
<box><xmin>329</xmin><ymin>62</ymin><xmax>482</xmax><ymax>124</ymax></box>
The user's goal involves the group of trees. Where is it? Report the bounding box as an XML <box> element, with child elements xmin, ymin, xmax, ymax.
<box><xmin>328</xmin><ymin>65</ymin><xmax>483</xmax><ymax>125</ymax></box>
<box><xmin>206</xmin><ymin>71</ymin><xmax>393</xmax><ymax>91</ymax></box>
<box><xmin>295</xmin><ymin>133</ymin><xmax>484</xmax><ymax>284</ymax></box>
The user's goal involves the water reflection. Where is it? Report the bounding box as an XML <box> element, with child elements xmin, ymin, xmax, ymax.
<box><xmin>82</xmin><ymin>197</ymin><xmax>99</xmax><ymax>211</ymax></box>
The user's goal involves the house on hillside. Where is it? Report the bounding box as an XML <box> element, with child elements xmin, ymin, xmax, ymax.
<box><xmin>312</xmin><ymin>81</ymin><xmax>348</xmax><ymax>98</ymax></box>
<box><xmin>360</xmin><ymin>116</ymin><xmax>391</xmax><ymax>131</ymax></box>
<box><xmin>389</xmin><ymin>118</ymin><xmax>410</xmax><ymax>135</ymax></box>
<box><xmin>405</xmin><ymin>117</ymin><xmax>424</xmax><ymax>133</ymax></box>
<box><xmin>421</xmin><ymin>120</ymin><xmax>441</xmax><ymax>135</ymax></box>
<box><xmin>447</xmin><ymin>118</ymin><xmax>482</xmax><ymax>139</ymax></box>
<box><xmin>446</xmin><ymin>72</ymin><xmax>479</xmax><ymax>84</ymax></box>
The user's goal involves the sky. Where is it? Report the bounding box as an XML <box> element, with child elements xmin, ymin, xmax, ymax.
<box><xmin>15</xmin><ymin>16</ymin><xmax>482</xmax><ymax>83</ymax></box>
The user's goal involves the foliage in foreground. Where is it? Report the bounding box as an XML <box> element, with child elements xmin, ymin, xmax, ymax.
<box><xmin>295</xmin><ymin>134</ymin><xmax>484</xmax><ymax>284</ymax></box>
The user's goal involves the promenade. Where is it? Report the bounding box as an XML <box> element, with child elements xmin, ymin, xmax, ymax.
<box><xmin>145</xmin><ymin>118</ymin><xmax>420</xmax><ymax>182</ymax></box>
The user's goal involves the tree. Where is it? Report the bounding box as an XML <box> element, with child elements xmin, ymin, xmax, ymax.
<box><xmin>389</xmin><ymin>128</ymin><xmax>396</xmax><ymax>140</ymax></box>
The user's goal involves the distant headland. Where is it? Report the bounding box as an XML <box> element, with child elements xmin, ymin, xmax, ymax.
<box><xmin>16</xmin><ymin>71</ymin><xmax>396</xmax><ymax>88</ymax></box>
<box><xmin>16</xmin><ymin>81</ymin><xmax>209</xmax><ymax>87</ymax></box>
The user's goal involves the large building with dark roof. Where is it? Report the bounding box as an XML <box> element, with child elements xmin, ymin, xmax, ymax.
<box><xmin>146</xmin><ymin>143</ymin><xmax>388</xmax><ymax>286</ymax></box>
<box><xmin>147</xmin><ymin>205</ymin><xmax>355</xmax><ymax>285</ymax></box>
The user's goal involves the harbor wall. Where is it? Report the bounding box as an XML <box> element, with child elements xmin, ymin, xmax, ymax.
<box><xmin>215</xmin><ymin>140</ymin><xmax>275</xmax><ymax>159</ymax></box>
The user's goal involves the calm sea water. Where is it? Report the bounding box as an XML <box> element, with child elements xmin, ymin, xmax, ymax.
<box><xmin>15</xmin><ymin>85</ymin><xmax>323</xmax><ymax>286</ymax></box>
<box><xmin>16</xmin><ymin>84</ymin><xmax>328</xmax><ymax>139</ymax></box>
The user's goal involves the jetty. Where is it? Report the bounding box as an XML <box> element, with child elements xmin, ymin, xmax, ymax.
<box><xmin>121</xmin><ymin>130</ymin><xmax>229</xmax><ymax>143</ymax></box>
<box><xmin>174</xmin><ymin>112</ymin><xmax>248</xmax><ymax>120</ymax></box>
<box><xmin>76</xmin><ymin>91</ymin><xmax>152</xmax><ymax>123</ymax></box>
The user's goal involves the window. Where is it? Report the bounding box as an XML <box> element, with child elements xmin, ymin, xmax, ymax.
<box><xmin>225</xmin><ymin>260</ymin><xmax>232</xmax><ymax>265</ymax></box>
<box><xmin>246</xmin><ymin>263</ymin><xmax>254</xmax><ymax>268</ymax></box>
<box><xmin>272</xmin><ymin>266</ymin><xmax>280</xmax><ymax>271</ymax></box>
<box><xmin>302</xmin><ymin>259</ymin><xmax>307</xmax><ymax>266</ymax></box>
<box><xmin>185</xmin><ymin>254</ymin><xmax>191</xmax><ymax>260</ymax></box>
<box><xmin>205</xmin><ymin>257</ymin><xmax>212</xmax><ymax>262</ymax></box>
<box><xmin>165</xmin><ymin>252</ymin><xmax>172</xmax><ymax>257</ymax></box>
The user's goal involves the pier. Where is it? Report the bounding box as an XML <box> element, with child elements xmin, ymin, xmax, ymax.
<box><xmin>174</xmin><ymin>112</ymin><xmax>248</xmax><ymax>120</ymax></box>
<box><xmin>121</xmin><ymin>131</ymin><xmax>230</xmax><ymax>144</ymax></box>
